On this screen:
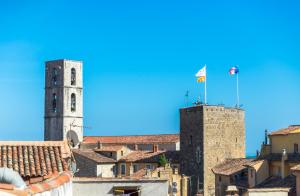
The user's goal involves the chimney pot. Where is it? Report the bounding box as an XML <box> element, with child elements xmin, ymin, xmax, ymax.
<box><xmin>281</xmin><ymin>149</ymin><xmax>288</xmax><ymax>179</ymax></box>
<box><xmin>97</xmin><ymin>141</ymin><xmax>102</xmax><ymax>149</ymax></box>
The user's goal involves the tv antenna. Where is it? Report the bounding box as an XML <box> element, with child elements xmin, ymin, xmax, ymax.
<box><xmin>185</xmin><ymin>90</ymin><xmax>189</xmax><ymax>107</ymax></box>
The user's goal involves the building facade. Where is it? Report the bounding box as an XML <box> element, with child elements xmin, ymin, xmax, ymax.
<box><xmin>44</xmin><ymin>59</ymin><xmax>83</xmax><ymax>146</ymax></box>
<box><xmin>180</xmin><ymin>105</ymin><xmax>245</xmax><ymax>196</ymax></box>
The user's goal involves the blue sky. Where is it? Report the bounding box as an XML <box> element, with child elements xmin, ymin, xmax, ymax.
<box><xmin>0</xmin><ymin>1</ymin><xmax>300</xmax><ymax>155</ymax></box>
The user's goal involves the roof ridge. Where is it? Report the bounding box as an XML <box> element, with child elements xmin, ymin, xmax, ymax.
<box><xmin>84</xmin><ymin>133</ymin><xmax>179</xmax><ymax>137</ymax></box>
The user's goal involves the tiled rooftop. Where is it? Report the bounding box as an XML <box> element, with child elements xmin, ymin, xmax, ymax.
<box><xmin>269</xmin><ymin>125</ymin><xmax>300</xmax><ymax>136</ymax></box>
<box><xmin>130</xmin><ymin>168</ymin><xmax>148</xmax><ymax>179</ymax></box>
<box><xmin>212</xmin><ymin>158</ymin><xmax>254</xmax><ymax>176</ymax></box>
<box><xmin>94</xmin><ymin>145</ymin><xmax>125</xmax><ymax>152</ymax></box>
<box><xmin>243</xmin><ymin>159</ymin><xmax>265</xmax><ymax>167</ymax></box>
<box><xmin>73</xmin><ymin>149</ymin><xmax>116</xmax><ymax>163</ymax></box>
<box><xmin>119</xmin><ymin>150</ymin><xmax>180</xmax><ymax>163</ymax></box>
<box><xmin>0</xmin><ymin>141</ymin><xmax>70</xmax><ymax>179</ymax></box>
<box><xmin>83</xmin><ymin>134</ymin><xmax>179</xmax><ymax>144</ymax></box>
<box><xmin>28</xmin><ymin>171</ymin><xmax>72</xmax><ymax>194</ymax></box>
<box><xmin>254</xmin><ymin>175</ymin><xmax>296</xmax><ymax>192</ymax></box>
<box><xmin>0</xmin><ymin>171</ymin><xmax>72</xmax><ymax>195</ymax></box>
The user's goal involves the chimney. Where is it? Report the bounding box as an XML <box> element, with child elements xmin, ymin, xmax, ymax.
<box><xmin>97</xmin><ymin>141</ymin><xmax>102</xmax><ymax>149</ymax></box>
<box><xmin>281</xmin><ymin>149</ymin><xmax>288</xmax><ymax>179</ymax></box>
<box><xmin>152</xmin><ymin>144</ymin><xmax>158</xmax><ymax>152</ymax></box>
<box><xmin>265</xmin><ymin>129</ymin><xmax>268</xmax><ymax>145</ymax></box>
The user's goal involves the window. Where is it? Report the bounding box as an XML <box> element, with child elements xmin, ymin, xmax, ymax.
<box><xmin>121</xmin><ymin>151</ymin><xmax>124</xmax><ymax>156</ymax></box>
<box><xmin>196</xmin><ymin>147</ymin><xmax>201</xmax><ymax>163</ymax></box>
<box><xmin>189</xmin><ymin>135</ymin><xmax>193</xmax><ymax>145</ymax></box>
<box><xmin>294</xmin><ymin>143</ymin><xmax>299</xmax><ymax>153</ymax></box>
<box><xmin>133</xmin><ymin>164</ymin><xmax>139</xmax><ymax>173</ymax></box>
<box><xmin>110</xmin><ymin>152</ymin><xmax>113</xmax><ymax>157</ymax></box>
<box><xmin>71</xmin><ymin>93</ymin><xmax>76</xmax><ymax>112</ymax></box>
<box><xmin>121</xmin><ymin>164</ymin><xmax>126</xmax><ymax>176</ymax></box>
<box><xmin>250</xmin><ymin>169</ymin><xmax>253</xmax><ymax>178</ymax></box>
<box><xmin>52</xmin><ymin>93</ymin><xmax>57</xmax><ymax>112</ymax></box>
<box><xmin>52</xmin><ymin>68</ymin><xmax>58</xmax><ymax>85</ymax></box>
<box><xmin>71</xmin><ymin>68</ymin><xmax>76</xmax><ymax>85</ymax></box>
<box><xmin>146</xmin><ymin>164</ymin><xmax>152</xmax><ymax>170</ymax></box>
<box><xmin>219</xmin><ymin>176</ymin><xmax>222</xmax><ymax>182</ymax></box>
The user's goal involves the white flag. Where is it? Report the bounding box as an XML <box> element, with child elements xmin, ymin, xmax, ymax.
<box><xmin>195</xmin><ymin>65</ymin><xmax>206</xmax><ymax>82</ymax></box>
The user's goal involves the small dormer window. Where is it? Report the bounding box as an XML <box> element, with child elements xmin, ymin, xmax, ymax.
<box><xmin>121</xmin><ymin>164</ymin><xmax>126</xmax><ymax>176</ymax></box>
<box><xmin>71</xmin><ymin>93</ymin><xmax>76</xmax><ymax>112</ymax></box>
<box><xmin>294</xmin><ymin>143</ymin><xmax>299</xmax><ymax>153</ymax></box>
<box><xmin>52</xmin><ymin>68</ymin><xmax>58</xmax><ymax>85</ymax></box>
<box><xmin>52</xmin><ymin>93</ymin><xmax>57</xmax><ymax>112</ymax></box>
<box><xmin>121</xmin><ymin>151</ymin><xmax>124</xmax><ymax>156</ymax></box>
<box><xmin>71</xmin><ymin>68</ymin><xmax>76</xmax><ymax>86</ymax></box>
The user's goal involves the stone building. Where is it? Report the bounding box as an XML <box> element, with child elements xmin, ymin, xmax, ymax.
<box><xmin>211</xmin><ymin>125</ymin><xmax>300</xmax><ymax>196</ymax></box>
<box><xmin>73</xmin><ymin>148</ymin><xmax>117</xmax><ymax>178</ymax></box>
<box><xmin>44</xmin><ymin>59</ymin><xmax>83</xmax><ymax>146</ymax></box>
<box><xmin>292</xmin><ymin>164</ymin><xmax>300</xmax><ymax>196</ymax></box>
<box><xmin>259</xmin><ymin>125</ymin><xmax>300</xmax><ymax>179</ymax></box>
<box><xmin>180</xmin><ymin>105</ymin><xmax>245</xmax><ymax>196</ymax></box>
<box><xmin>212</xmin><ymin>158</ymin><xmax>254</xmax><ymax>196</ymax></box>
<box><xmin>72</xmin><ymin>144</ymin><xmax>180</xmax><ymax>178</ymax></box>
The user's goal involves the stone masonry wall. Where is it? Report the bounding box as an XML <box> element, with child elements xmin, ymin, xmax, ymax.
<box><xmin>180</xmin><ymin>105</ymin><xmax>245</xmax><ymax>196</ymax></box>
<box><xmin>203</xmin><ymin>106</ymin><xmax>245</xmax><ymax>196</ymax></box>
<box><xmin>180</xmin><ymin>106</ymin><xmax>204</xmax><ymax>193</ymax></box>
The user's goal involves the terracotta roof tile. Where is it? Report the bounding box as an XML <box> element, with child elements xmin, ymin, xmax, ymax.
<box><xmin>73</xmin><ymin>149</ymin><xmax>116</xmax><ymax>163</ymax></box>
<box><xmin>119</xmin><ymin>150</ymin><xmax>180</xmax><ymax>163</ymax></box>
<box><xmin>131</xmin><ymin>168</ymin><xmax>147</xmax><ymax>178</ymax></box>
<box><xmin>243</xmin><ymin>159</ymin><xmax>265</xmax><ymax>167</ymax></box>
<box><xmin>212</xmin><ymin>158</ymin><xmax>255</xmax><ymax>176</ymax></box>
<box><xmin>83</xmin><ymin>134</ymin><xmax>179</xmax><ymax>144</ymax></box>
<box><xmin>269</xmin><ymin>125</ymin><xmax>300</xmax><ymax>136</ymax></box>
<box><xmin>291</xmin><ymin>164</ymin><xmax>300</xmax><ymax>171</ymax></box>
<box><xmin>0</xmin><ymin>183</ymin><xmax>15</xmax><ymax>190</ymax></box>
<box><xmin>0</xmin><ymin>141</ymin><xmax>70</xmax><ymax>180</ymax></box>
<box><xmin>28</xmin><ymin>171</ymin><xmax>72</xmax><ymax>194</ymax></box>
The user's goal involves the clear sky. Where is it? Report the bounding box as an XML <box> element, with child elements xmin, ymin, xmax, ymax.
<box><xmin>0</xmin><ymin>1</ymin><xmax>300</xmax><ymax>155</ymax></box>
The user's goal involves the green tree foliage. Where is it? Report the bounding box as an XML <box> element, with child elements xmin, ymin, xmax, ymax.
<box><xmin>158</xmin><ymin>154</ymin><xmax>168</xmax><ymax>167</ymax></box>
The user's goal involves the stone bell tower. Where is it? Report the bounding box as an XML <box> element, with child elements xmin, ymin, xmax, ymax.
<box><xmin>44</xmin><ymin>59</ymin><xmax>83</xmax><ymax>146</ymax></box>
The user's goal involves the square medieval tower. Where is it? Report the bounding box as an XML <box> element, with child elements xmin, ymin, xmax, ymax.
<box><xmin>180</xmin><ymin>105</ymin><xmax>245</xmax><ymax>196</ymax></box>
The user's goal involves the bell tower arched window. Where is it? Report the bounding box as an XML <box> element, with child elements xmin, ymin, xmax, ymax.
<box><xmin>52</xmin><ymin>93</ymin><xmax>57</xmax><ymax>113</ymax></box>
<box><xmin>71</xmin><ymin>93</ymin><xmax>76</xmax><ymax>112</ymax></box>
<box><xmin>52</xmin><ymin>68</ymin><xmax>58</xmax><ymax>86</ymax></box>
<box><xmin>71</xmin><ymin>68</ymin><xmax>76</xmax><ymax>86</ymax></box>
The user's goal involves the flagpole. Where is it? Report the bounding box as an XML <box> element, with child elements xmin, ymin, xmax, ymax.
<box><xmin>236</xmin><ymin>73</ymin><xmax>240</xmax><ymax>107</ymax></box>
<box><xmin>205</xmin><ymin>78</ymin><xmax>207</xmax><ymax>104</ymax></box>
<box><xmin>204</xmin><ymin>65</ymin><xmax>207</xmax><ymax>104</ymax></box>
